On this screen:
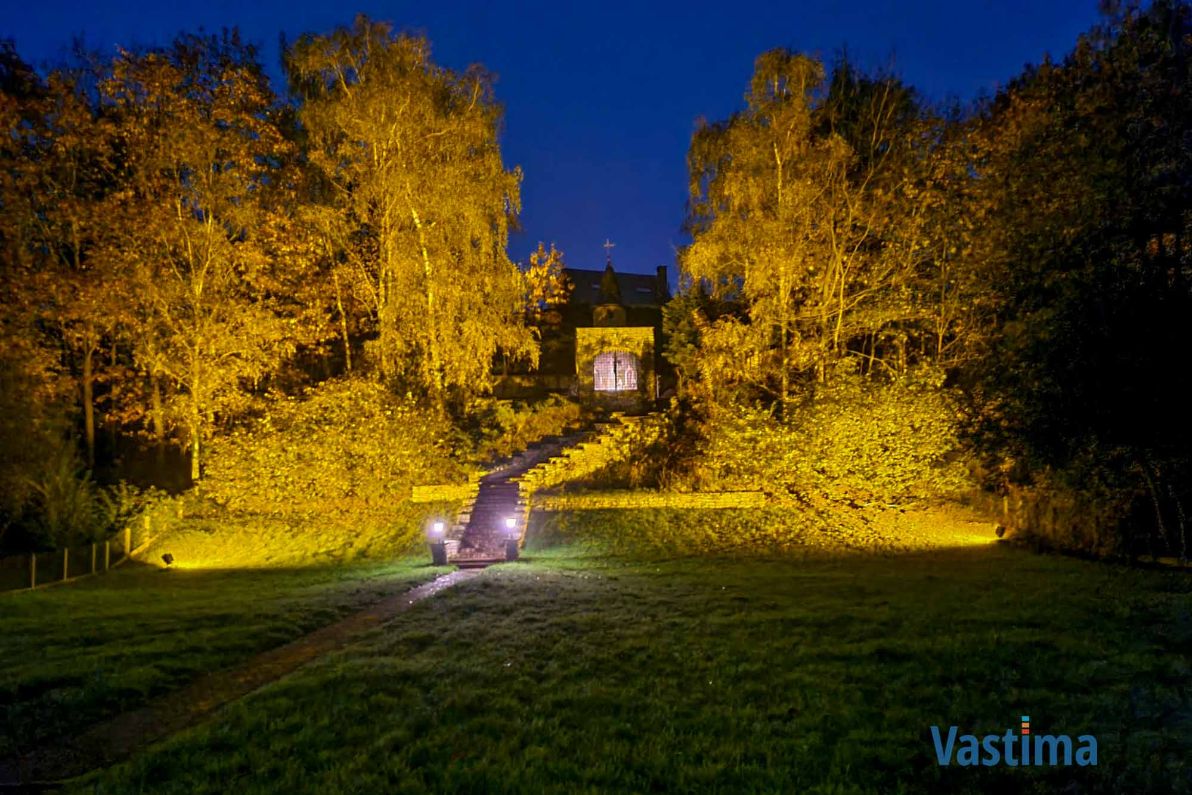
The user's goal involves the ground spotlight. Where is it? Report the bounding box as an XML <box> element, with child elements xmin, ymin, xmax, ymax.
<box><xmin>161</xmin><ymin>553</ymin><xmax>175</xmax><ymax>568</ymax></box>
<box><xmin>504</xmin><ymin>516</ymin><xmax>519</xmax><ymax>562</ymax></box>
<box><xmin>428</xmin><ymin>519</ymin><xmax>448</xmax><ymax>565</ymax></box>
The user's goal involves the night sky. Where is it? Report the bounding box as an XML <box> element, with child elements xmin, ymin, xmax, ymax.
<box><xmin>4</xmin><ymin>0</ymin><xmax>1103</xmax><ymax>277</ymax></box>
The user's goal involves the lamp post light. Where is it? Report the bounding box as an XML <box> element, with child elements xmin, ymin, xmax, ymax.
<box><xmin>504</xmin><ymin>516</ymin><xmax>520</xmax><ymax>562</ymax></box>
<box><xmin>428</xmin><ymin>520</ymin><xmax>448</xmax><ymax>566</ymax></box>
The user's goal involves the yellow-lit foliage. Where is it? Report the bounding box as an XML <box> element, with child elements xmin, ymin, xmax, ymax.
<box><xmin>97</xmin><ymin>35</ymin><xmax>314</xmax><ymax>481</ymax></box>
<box><xmin>286</xmin><ymin>17</ymin><xmax>535</xmax><ymax>403</ymax></box>
<box><xmin>529</xmin><ymin>503</ymin><xmax>993</xmax><ymax>558</ymax></box>
<box><xmin>144</xmin><ymin>500</ymin><xmax>458</xmax><ymax>569</ymax></box>
<box><xmin>697</xmin><ymin>367</ymin><xmax>970</xmax><ymax>503</ymax></box>
<box><xmin>790</xmin><ymin>368</ymin><xmax>971</xmax><ymax>503</ymax></box>
<box><xmin>682</xmin><ymin>51</ymin><xmax>954</xmax><ymax>402</ymax></box>
<box><xmin>470</xmin><ymin>395</ymin><xmax>584</xmax><ymax>461</ymax></box>
<box><xmin>204</xmin><ymin>378</ymin><xmax>467</xmax><ymax>518</ymax></box>
<box><xmin>522</xmin><ymin>242</ymin><xmax>572</xmax><ymax>322</ymax></box>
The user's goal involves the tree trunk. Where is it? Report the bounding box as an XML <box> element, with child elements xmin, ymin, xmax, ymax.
<box><xmin>333</xmin><ymin>269</ymin><xmax>352</xmax><ymax>374</ymax></box>
<box><xmin>151</xmin><ymin>375</ymin><xmax>165</xmax><ymax>442</ymax></box>
<box><xmin>189</xmin><ymin>358</ymin><xmax>202</xmax><ymax>483</ymax></box>
<box><xmin>151</xmin><ymin>373</ymin><xmax>166</xmax><ymax>467</ymax></box>
<box><xmin>82</xmin><ymin>342</ymin><xmax>96</xmax><ymax>467</ymax></box>
<box><xmin>409</xmin><ymin>202</ymin><xmax>445</xmax><ymax>406</ymax></box>
<box><xmin>190</xmin><ymin>429</ymin><xmax>200</xmax><ymax>483</ymax></box>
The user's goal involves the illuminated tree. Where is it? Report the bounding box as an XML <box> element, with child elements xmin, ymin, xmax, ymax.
<box><xmin>682</xmin><ymin>52</ymin><xmax>966</xmax><ymax>407</ymax></box>
<box><xmin>285</xmin><ymin>17</ymin><xmax>535</xmax><ymax>407</ymax></box>
<box><xmin>97</xmin><ymin>33</ymin><xmax>309</xmax><ymax>480</ymax></box>
<box><xmin>0</xmin><ymin>47</ymin><xmax>128</xmax><ymax>467</ymax></box>
<box><xmin>523</xmin><ymin>242</ymin><xmax>571</xmax><ymax>322</ymax></box>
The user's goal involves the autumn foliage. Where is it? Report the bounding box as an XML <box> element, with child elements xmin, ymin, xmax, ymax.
<box><xmin>670</xmin><ymin>3</ymin><xmax>1192</xmax><ymax>557</ymax></box>
<box><xmin>203</xmin><ymin>379</ymin><xmax>467</xmax><ymax>517</ymax></box>
<box><xmin>2</xmin><ymin>5</ymin><xmax>1191</xmax><ymax>559</ymax></box>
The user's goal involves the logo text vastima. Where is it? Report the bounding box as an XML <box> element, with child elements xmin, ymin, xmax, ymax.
<box><xmin>931</xmin><ymin>717</ymin><xmax>1097</xmax><ymax>767</ymax></box>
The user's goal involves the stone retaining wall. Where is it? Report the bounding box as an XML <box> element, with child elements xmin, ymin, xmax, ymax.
<box><xmin>533</xmin><ymin>490</ymin><xmax>768</xmax><ymax>510</ymax></box>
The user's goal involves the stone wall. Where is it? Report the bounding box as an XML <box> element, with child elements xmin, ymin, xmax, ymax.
<box><xmin>534</xmin><ymin>490</ymin><xmax>768</xmax><ymax>510</ymax></box>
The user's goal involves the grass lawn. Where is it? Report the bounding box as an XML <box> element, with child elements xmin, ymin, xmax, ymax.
<box><xmin>72</xmin><ymin>508</ymin><xmax>1192</xmax><ymax>794</ymax></box>
<box><xmin>0</xmin><ymin>557</ymin><xmax>448</xmax><ymax>762</ymax></box>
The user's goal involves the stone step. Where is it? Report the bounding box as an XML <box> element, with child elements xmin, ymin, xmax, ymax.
<box><xmin>451</xmin><ymin>557</ymin><xmax>504</xmax><ymax>569</ymax></box>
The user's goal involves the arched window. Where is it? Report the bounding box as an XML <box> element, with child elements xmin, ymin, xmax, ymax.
<box><xmin>593</xmin><ymin>351</ymin><xmax>639</xmax><ymax>392</ymax></box>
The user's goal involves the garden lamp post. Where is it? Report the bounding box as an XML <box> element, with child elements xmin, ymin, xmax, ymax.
<box><xmin>428</xmin><ymin>520</ymin><xmax>448</xmax><ymax>566</ymax></box>
<box><xmin>504</xmin><ymin>516</ymin><xmax>519</xmax><ymax>561</ymax></box>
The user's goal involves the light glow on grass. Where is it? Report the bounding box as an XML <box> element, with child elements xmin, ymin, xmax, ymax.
<box><xmin>133</xmin><ymin>500</ymin><xmax>462</xmax><ymax>571</ymax></box>
<box><xmin>75</xmin><ymin>547</ymin><xmax>1192</xmax><ymax>793</ymax></box>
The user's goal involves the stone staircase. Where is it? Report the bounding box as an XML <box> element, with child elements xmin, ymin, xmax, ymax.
<box><xmin>515</xmin><ymin>412</ymin><xmax>665</xmax><ymax>495</ymax></box>
<box><xmin>444</xmin><ymin>412</ymin><xmax>665</xmax><ymax>568</ymax></box>
<box><xmin>446</xmin><ymin>431</ymin><xmax>586</xmax><ymax>568</ymax></box>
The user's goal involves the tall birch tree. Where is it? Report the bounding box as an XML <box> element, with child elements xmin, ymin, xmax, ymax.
<box><xmin>98</xmin><ymin>33</ymin><xmax>305</xmax><ymax>480</ymax></box>
<box><xmin>285</xmin><ymin>17</ymin><xmax>534</xmax><ymax>407</ymax></box>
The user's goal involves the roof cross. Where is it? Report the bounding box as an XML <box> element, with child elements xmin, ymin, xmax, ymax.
<box><xmin>602</xmin><ymin>238</ymin><xmax>616</xmax><ymax>264</ymax></box>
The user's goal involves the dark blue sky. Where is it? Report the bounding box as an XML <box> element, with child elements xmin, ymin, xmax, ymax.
<box><xmin>4</xmin><ymin>1</ymin><xmax>1103</xmax><ymax>276</ymax></box>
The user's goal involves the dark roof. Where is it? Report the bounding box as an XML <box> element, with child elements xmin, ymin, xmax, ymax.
<box><xmin>564</xmin><ymin>267</ymin><xmax>661</xmax><ymax>306</ymax></box>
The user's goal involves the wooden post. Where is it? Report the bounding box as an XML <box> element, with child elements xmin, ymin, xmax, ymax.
<box><xmin>62</xmin><ymin>547</ymin><xmax>69</xmax><ymax>581</ymax></box>
<box><xmin>29</xmin><ymin>553</ymin><xmax>36</xmax><ymax>589</ymax></box>
<box><xmin>104</xmin><ymin>540</ymin><xmax>110</xmax><ymax>570</ymax></box>
<box><xmin>91</xmin><ymin>543</ymin><xmax>97</xmax><ymax>574</ymax></box>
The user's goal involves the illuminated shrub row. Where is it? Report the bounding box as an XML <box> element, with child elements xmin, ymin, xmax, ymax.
<box><xmin>694</xmin><ymin>369</ymin><xmax>971</xmax><ymax>504</ymax></box>
<box><xmin>533</xmin><ymin>491</ymin><xmax>768</xmax><ymax>510</ymax></box>
<box><xmin>204</xmin><ymin>378</ymin><xmax>468</xmax><ymax>516</ymax></box>
<box><xmin>527</xmin><ymin>502</ymin><xmax>985</xmax><ymax>557</ymax></box>
<box><xmin>145</xmin><ymin>500</ymin><xmax>461</xmax><ymax>567</ymax></box>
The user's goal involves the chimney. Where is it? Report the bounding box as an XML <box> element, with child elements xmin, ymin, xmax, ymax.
<box><xmin>656</xmin><ymin>265</ymin><xmax>670</xmax><ymax>301</ymax></box>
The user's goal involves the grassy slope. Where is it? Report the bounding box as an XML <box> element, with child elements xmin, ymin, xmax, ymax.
<box><xmin>0</xmin><ymin>558</ymin><xmax>448</xmax><ymax>761</ymax></box>
<box><xmin>76</xmin><ymin>509</ymin><xmax>1192</xmax><ymax>794</ymax></box>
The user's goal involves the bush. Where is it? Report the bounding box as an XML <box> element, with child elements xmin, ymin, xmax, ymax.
<box><xmin>204</xmin><ymin>378</ymin><xmax>468</xmax><ymax>515</ymax></box>
<box><xmin>25</xmin><ymin>442</ymin><xmax>105</xmax><ymax>548</ymax></box>
<box><xmin>146</xmin><ymin>498</ymin><xmax>456</xmax><ymax>567</ymax></box>
<box><xmin>466</xmin><ymin>395</ymin><xmax>585</xmax><ymax>462</ymax></box>
<box><xmin>14</xmin><ymin>444</ymin><xmax>167</xmax><ymax>551</ymax></box>
<box><xmin>695</xmin><ymin>367</ymin><xmax>971</xmax><ymax>503</ymax></box>
<box><xmin>1002</xmin><ymin>449</ymin><xmax>1192</xmax><ymax>561</ymax></box>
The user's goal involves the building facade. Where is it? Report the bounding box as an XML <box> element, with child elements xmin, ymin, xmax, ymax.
<box><xmin>495</xmin><ymin>261</ymin><xmax>669</xmax><ymax>411</ymax></box>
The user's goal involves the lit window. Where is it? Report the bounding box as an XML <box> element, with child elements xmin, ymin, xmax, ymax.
<box><xmin>593</xmin><ymin>351</ymin><xmax>638</xmax><ymax>392</ymax></box>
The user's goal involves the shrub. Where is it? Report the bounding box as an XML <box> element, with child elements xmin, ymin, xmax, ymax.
<box><xmin>1002</xmin><ymin>449</ymin><xmax>1192</xmax><ymax>561</ymax></box>
<box><xmin>204</xmin><ymin>378</ymin><xmax>467</xmax><ymax>516</ymax></box>
<box><xmin>695</xmin><ymin>367</ymin><xmax>971</xmax><ymax>503</ymax></box>
<box><xmin>466</xmin><ymin>395</ymin><xmax>585</xmax><ymax>462</ymax></box>
<box><xmin>25</xmin><ymin>442</ymin><xmax>105</xmax><ymax>547</ymax></box>
<box><xmin>789</xmin><ymin>367</ymin><xmax>971</xmax><ymax>503</ymax></box>
<box><xmin>148</xmin><ymin>498</ymin><xmax>456</xmax><ymax>567</ymax></box>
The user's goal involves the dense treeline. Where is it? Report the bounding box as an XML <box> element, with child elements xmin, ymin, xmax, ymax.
<box><xmin>2</xmin><ymin>5</ymin><xmax>1189</xmax><ymax>558</ymax></box>
<box><xmin>0</xmin><ymin>17</ymin><xmax>540</xmax><ymax>550</ymax></box>
<box><xmin>672</xmin><ymin>2</ymin><xmax>1192</xmax><ymax>557</ymax></box>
